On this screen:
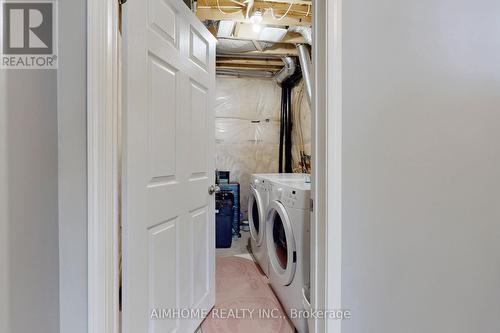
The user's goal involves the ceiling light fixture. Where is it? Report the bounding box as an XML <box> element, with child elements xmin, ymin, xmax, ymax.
<box><xmin>250</xmin><ymin>10</ymin><xmax>263</xmax><ymax>33</ymax></box>
<box><xmin>249</xmin><ymin>10</ymin><xmax>263</xmax><ymax>24</ymax></box>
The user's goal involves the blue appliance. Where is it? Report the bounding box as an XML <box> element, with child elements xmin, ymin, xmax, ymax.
<box><xmin>218</xmin><ymin>183</ymin><xmax>241</xmax><ymax>238</ymax></box>
<box><xmin>215</xmin><ymin>192</ymin><xmax>233</xmax><ymax>248</ymax></box>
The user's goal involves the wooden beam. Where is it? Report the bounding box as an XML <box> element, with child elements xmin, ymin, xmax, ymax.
<box><xmin>218</xmin><ymin>45</ymin><xmax>298</xmax><ymax>57</ymax></box>
<box><xmin>252</xmin><ymin>40</ymin><xmax>264</xmax><ymax>52</ymax></box>
<box><xmin>200</xmin><ymin>0</ymin><xmax>311</xmax><ymax>13</ymax></box>
<box><xmin>255</xmin><ymin>0</ymin><xmax>311</xmax><ymax>4</ymax></box>
<box><xmin>226</xmin><ymin>0</ymin><xmax>245</xmax><ymax>6</ymax></box>
<box><xmin>217</xmin><ymin>64</ymin><xmax>283</xmax><ymax>72</ymax></box>
<box><xmin>207</xmin><ymin>25</ymin><xmax>217</xmax><ymax>37</ymax></box>
<box><xmin>216</xmin><ymin>58</ymin><xmax>285</xmax><ymax>66</ymax></box>
<box><xmin>252</xmin><ymin>2</ymin><xmax>311</xmax><ymax>14</ymax></box>
<box><xmin>202</xmin><ymin>0</ymin><xmax>311</xmax><ymax>6</ymax></box>
<box><xmin>196</xmin><ymin>7</ymin><xmax>311</xmax><ymax>26</ymax></box>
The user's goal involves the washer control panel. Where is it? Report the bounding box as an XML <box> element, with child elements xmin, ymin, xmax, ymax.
<box><xmin>268</xmin><ymin>182</ymin><xmax>310</xmax><ymax>210</ymax></box>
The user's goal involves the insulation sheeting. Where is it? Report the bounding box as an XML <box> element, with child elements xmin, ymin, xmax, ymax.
<box><xmin>215</xmin><ymin>77</ymin><xmax>281</xmax><ymax>120</ymax></box>
<box><xmin>217</xmin><ymin>39</ymin><xmax>258</xmax><ymax>53</ymax></box>
<box><xmin>215</xmin><ymin>77</ymin><xmax>281</xmax><ymax>220</ymax></box>
<box><xmin>292</xmin><ymin>80</ymin><xmax>312</xmax><ymax>173</ymax></box>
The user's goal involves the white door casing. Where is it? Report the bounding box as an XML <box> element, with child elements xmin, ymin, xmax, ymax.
<box><xmin>122</xmin><ymin>0</ymin><xmax>217</xmax><ymax>332</ymax></box>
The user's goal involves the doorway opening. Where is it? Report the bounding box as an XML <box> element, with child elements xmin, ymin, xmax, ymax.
<box><xmin>88</xmin><ymin>0</ymin><xmax>335</xmax><ymax>332</ymax></box>
<box><xmin>194</xmin><ymin>1</ymin><xmax>314</xmax><ymax>332</ymax></box>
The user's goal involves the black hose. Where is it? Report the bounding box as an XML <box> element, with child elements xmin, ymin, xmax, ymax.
<box><xmin>285</xmin><ymin>86</ymin><xmax>293</xmax><ymax>173</ymax></box>
<box><xmin>279</xmin><ymin>87</ymin><xmax>285</xmax><ymax>173</ymax></box>
<box><xmin>279</xmin><ymin>64</ymin><xmax>303</xmax><ymax>173</ymax></box>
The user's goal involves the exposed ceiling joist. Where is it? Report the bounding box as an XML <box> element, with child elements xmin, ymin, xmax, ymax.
<box><xmin>215</xmin><ymin>52</ymin><xmax>284</xmax><ymax>59</ymax></box>
<box><xmin>216</xmin><ymin>54</ymin><xmax>288</xmax><ymax>75</ymax></box>
<box><xmin>201</xmin><ymin>0</ymin><xmax>312</xmax><ymax>6</ymax></box>
<box><xmin>217</xmin><ymin>64</ymin><xmax>284</xmax><ymax>72</ymax></box>
<box><xmin>252</xmin><ymin>1</ymin><xmax>311</xmax><ymax>14</ymax></box>
<box><xmin>218</xmin><ymin>44</ymin><xmax>298</xmax><ymax>57</ymax></box>
<box><xmin>197</xmin><ymin>8</ymin><xmax>310</xmax><ymax>26</ymax></box>
<box><xmin>197</xmin><ymin>1</ymin><xmax>311</xmax><ymax>16</ymax></box>
<box><xmin>217</xmin><ymin>70</ymin><xmax>275</xmax><ymax>78</ymax></box>
<box><xmin>217</xmin><ymin>57</ymin><xmax>285</xmax><ymax>66</ymax></box>
<box><xmin>196</xmin><ymin>0</ymin><xmax>311</xmax><ymax>26</ymax></box>
<box><xmin>225</xmin><ymin>0</ymin><xmax>246</xmax><ymax>5</ymax></box>
<box><xmin>256</xmin><ymin>0</ymin><xmax>311</xmax><ymax>4</ymax></box>
<box><xmin>252</xmin><ymin>40</ymin><xmax>264</xmax><ymax>52</ymax></box>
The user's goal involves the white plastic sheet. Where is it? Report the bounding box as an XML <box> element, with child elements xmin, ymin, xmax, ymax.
<box><xmin>215</xmin><ymin>77</ymin><xmax>281</xmax><ymax>219</ymax></box>
<box><xmin>215</xmin><ymin>76</ymin><xmax>312</xmax><ymax>219</ymax></box>
<box><xmin>291</xmin><ymin>81</ymin><xmax>312</xmax><ymax>173</ymax></box>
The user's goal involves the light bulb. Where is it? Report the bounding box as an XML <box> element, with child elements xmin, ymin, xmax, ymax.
<box><xmin>249</xmin><ymin>10</ymin><xmax>263</xmax><ymax>24</ymax></box>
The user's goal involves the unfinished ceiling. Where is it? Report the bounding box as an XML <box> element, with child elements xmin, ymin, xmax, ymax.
<box><xmin>197</xmin><ymin>0</ymin><xmax>311</xmax><ymax>26</ymax></box>
<box><xmin>194</xmin><ymin>0</ymin><xmax>312</xmax><ymax>77</ymax></box>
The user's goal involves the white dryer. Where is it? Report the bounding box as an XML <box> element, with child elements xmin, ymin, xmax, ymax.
<box><xmin>248</xmin><ymin>173</ymin><xmax>311</xmax><ymax>277</ymax></box>
<box><xmin>266</xmin><ymin>179</ymin><xmax>311</xmax><ymax>333</ymax></box>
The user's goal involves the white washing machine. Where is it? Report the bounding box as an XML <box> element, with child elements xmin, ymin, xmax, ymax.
<box><xmin>248</xmin><ymin>173</ymin><xmax>311</xmax><ymax>277</ymax></box>
<box><xmin>266</xmin><ymin>179</ymin><xmax>311</xmax><ymax>333</ymax></box>
<box><xmin>248</xmin><ymin>174</ymin><xmax>271</xmax><ymax>275</ymax></box>
<box><xmin>259</xmin><ymin>173</ymin><xmax>311</xmax><ymax>184</ymax></box>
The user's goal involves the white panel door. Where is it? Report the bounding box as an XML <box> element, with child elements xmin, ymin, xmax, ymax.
<box><xmin>122</xmin><ymin>0</ymin><xmax>216</xmax><ymax>332</ymax></box>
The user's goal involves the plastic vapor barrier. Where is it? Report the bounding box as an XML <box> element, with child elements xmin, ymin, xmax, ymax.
<box><xmin>215</xmin><ymin>77</ymin><xmax>281</xmax><ymax>220</ymax></box>
<box><xmin>292</xmin><ymin>81</ymin><xmax>312</xmax><ymax>173</ymax></box>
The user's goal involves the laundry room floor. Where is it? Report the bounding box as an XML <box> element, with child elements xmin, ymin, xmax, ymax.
<box><xmin>216</xmin><ymin>230</ymin><xmax>252</xmax><ymax>258</ymax></box>
<box><xmin>200</xmin><ymin>256</ymin><xmax>294</xmax><ymax>333</ymax></box>
<box><xmin>196</xmin><ymin>230</ymin><xmax>294</xmax><ymax>332</ymax></box>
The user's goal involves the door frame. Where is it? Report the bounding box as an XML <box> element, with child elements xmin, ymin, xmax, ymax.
<box><xmin>87</xmin><ymin>0</ymin><xmax>120</xmax><ymax>332</ymax></box>
<box><xmin>86</xmin><ymin>0</ymin><xmax>343</xmax><ymax>332</ymax></box>
<box><xmin>311</xmin><ymin>0</ymin><xmax>343</xmax><ymax>332</ymax></box>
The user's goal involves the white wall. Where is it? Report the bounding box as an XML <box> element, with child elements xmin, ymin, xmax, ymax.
<box><xmin>0</xmin><ymin>1</ymin><xmax>87</xmax><ymax>332</ymax></box>
<box><xmin>341</xmin><ymin>0</ymin><xmax>500</xmax><ymax>332</ymax></box>
<box><xmin>1</xmin><ymin>70</ymin><xmax>60</xmax><ymax>333</ymax></box>
<box><xmin>0</xmin><ymin>65</ymin><xmax>10</xmax><ymax>333</ymax></box>
<box><xmin>57</xmin><ymin>0</ymin><xmax>88</xmax><ymax>332</ymax></box>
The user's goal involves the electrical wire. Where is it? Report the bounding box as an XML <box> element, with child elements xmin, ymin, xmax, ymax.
<box><xmin>216</xmin><ymin>0</ymin><xmax>243</xmax><ymax>15</ymax></box>
<box><xmin>262</xmin><ymin>0</ymin><xmax>311</xmax><ymax>19</ymax></box>
<box><xmin>292</xmin><ymin>81</ymin><xmax>311</xmax><ymax>173</ymax></box>
<box><xmin>270</xmin><ymin>2</ymin><xmax>293</xmax><ymax>21</ymax></box>
<box><xmin>294</xmin><ymin>81</ymin><xmax>305</xmax><ymax>151</ymax></box>
<box><xmin>213</xmin><ymin>0</ymin><xmax>305</xmax><ymax>21</ymax></box>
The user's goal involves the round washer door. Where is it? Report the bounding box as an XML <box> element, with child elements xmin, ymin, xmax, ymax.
<box><xmin>266</xmin><ymin>201</ymin><xmax>296</xmax><ymax>286</ymax></box>
<box><xmin>248</xmin><ymin>187</ymin><xmax>265</xmax><ymax>245</ymax></box>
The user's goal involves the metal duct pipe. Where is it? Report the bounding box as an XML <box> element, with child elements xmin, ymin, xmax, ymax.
<box><xmin>274</xmin><ymin>57</ymin><xmax>296</xmax><ymax>84</ymax></box>
<box><xmin>288</xmin><ymin>26</ymin><xmax>312</xmax><ymax>45</ymax></box>
<box><xmin>297</xmin><ymin>44</ymin><xmax>312</xmax><ymax>106</ymax></box>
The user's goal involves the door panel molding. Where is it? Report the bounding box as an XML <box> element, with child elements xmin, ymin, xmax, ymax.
<box><xmin>122</xmin><ymin>0</ymin><xmax>217</xmax><ymax>332</ymax></box>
